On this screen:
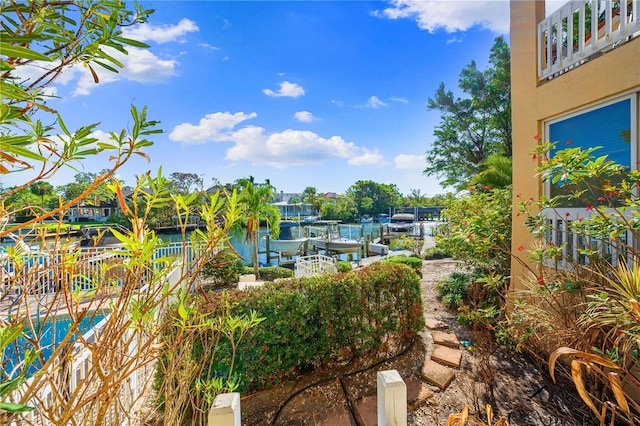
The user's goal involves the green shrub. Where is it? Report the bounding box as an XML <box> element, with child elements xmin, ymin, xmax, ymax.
<box><xmin>242</xmin><ymin>266</ymin><xmax>293</xmax><ymax>281</ymax></box>
<box><xmin>422</xmin><ymin>247</ymin><xmax>450</xmax><ymax>260</ymax></box>
<box><xmin>337</xmin><ymin>261</ymin><xmax>353</xmax><ymax>273</ymax></box>
<box><xmin>435</xmin><ymin>272</ymin><xmax>473</xmax><ymax>309</ymax></box>
<box><xmin>183</xmin><ymin>263</ymin><xmax>424</xmax><ymax>393</ymax></box>
<box><xmin>201</xmin><ymin>250</ymin><xmax>245</xmax><ymax>287</ymax></box>
<box><xmin>375</xmin><ymin>255</ymin><xmax>423</xmax><ymax>271</ymax></box>
<box><xmin>389</xmin><ymin>235</ymin><xmax>414</xmax><ymax>251</ymax></box>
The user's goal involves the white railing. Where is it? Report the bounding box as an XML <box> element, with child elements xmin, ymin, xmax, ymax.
<box><xmin>2</xmin><ymin>241</ymin><xmax>205</xmax><ymax>425</ymax></box>
<box><xmin>294</xmin><ymin>254</ymin><xmax>338</xmax><ymax>277</ymax></box>
<box><xmin>538</xmin><ymin>0</ymin><xmax>640</xmax><ymax>80</ymax></box>
<box><xmin>540</xmin><ymin>207</ymin><xmax>634</xmax><ymax>269</ymax></box>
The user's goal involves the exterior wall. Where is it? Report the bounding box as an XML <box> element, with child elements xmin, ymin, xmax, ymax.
<box><xmin>510</xmin><ymin>0</ymin><xmax>640</xmax><ymax>290</ymax></box>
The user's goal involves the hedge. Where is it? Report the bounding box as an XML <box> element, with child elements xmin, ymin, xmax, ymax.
<box><xmin>177</xmin><ymin>263</ymin><xmax>424</xmax><ymax>393</ymax></box>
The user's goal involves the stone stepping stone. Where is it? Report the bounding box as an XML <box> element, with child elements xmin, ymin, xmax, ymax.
<box><xmin>431</xmin><ymin>330</ymin><xmax>460</xmax><ymax>348</ymax></box>
<box><xmin>431</xmin><ymin>344</ymin><xmax>463</xmax><ymax>368</ymax></box>
<box><xmin>425</xmin><ymin>318</ymin><xmax>448</xmax><ymax>330</ymax></box>
<box><xmin>405</xmin><ymin>376</ymin><xmax>434</xmax><ymax>410</ymax></box>
<box><xmin>312</xmin><ymin>405</ymin><xmax>355</xmax><ymax>425</ymax></box>
<box><xmin>353</xmin><ymin>395</ymin><xmax>377</xmax><ymax>426</ymax></box>
<box><xmin>419</xmin><ymin>359</ymin><xmax>456</xmax><ymax>390</ymax></box>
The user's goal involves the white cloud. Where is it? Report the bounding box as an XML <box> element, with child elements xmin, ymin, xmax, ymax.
<box><xmin>348</xmin><ymin>148</ymin><xmax>385</xmax><ymax>166</ymax></box>
<box><xmin>394</xmin><ymin>154</ymin><xmax>425</xmax><ymax>169</ymax></box>
<box><xmin>263</xmin><ymin>81</ymin><xmax>305</xmax><ymax>98</ymax></box>
<box><xmin>446</xmin><ymin>36</ymin><xmax>463</xmax><ymax>45</ymax></box>
<box><xmin>294</xmin><ymin>111</ymin><xmax>316</xmax><ymax>122</ymax></box>
<box><xmin>122</xmin><ymin>18</ymin><xmax>199</xmax><ymax>43</ymax></box>
<box><xmin>331</xmin><ymin>99</ymin><xmax>344</xmax><ymax>107</ymax></box>
<box><xmin>375</xmin><ymin>0</ymin><xmax>509</xmax><ymax>34</ymax></box>
<box><xmin>366</xmin><ymin>96</ymin><xmax>387</xmax><ymax>108</ymax></box>
<box><xmin>73</xmin><ymin>47</ymin><xmax>178</xmax><ymax>95</ymax></box>
<box><xmin>199</xmin><ymin>43</ymin><xmax>220</xmax><ymax>50</ymax></box>
<box><xmin>227</xmin><ymin>128</ymin><xmax>361</xmax><ymax>167</ymax></box>
<box><xmin>169</xmin><ymin>112</ymin><xmax>257</xmax><ymax>144</ymax></box>
<box><xmin>170</xmin><ymin>111</ymin><xmax>381</xmax><ymax>168</ymax></box>
<box><xmin>390</xmin><ymin>97</ymin><xmax>409</xmax><ymax>104</ymax></box>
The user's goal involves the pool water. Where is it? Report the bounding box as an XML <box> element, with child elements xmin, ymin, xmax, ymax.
<box><xmin>2</xmin><ymin>313</ymin><xmax>108</xmax><ymax>377</ymax></box>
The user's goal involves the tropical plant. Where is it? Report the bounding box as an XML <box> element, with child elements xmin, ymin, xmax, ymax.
<box><xmin>469</xmin><ymin>154</ymin><xmax>512</xmax><ymax>189</ymax></box>
<box><xmin>235</xmin><ymin>177</ymin><xmax>281</xmax><ymax>278</ymax></box>
<box><xmin>513</xmin><ymin>141</ymin><xmax>640</xmax><ymax>420</ymax></box>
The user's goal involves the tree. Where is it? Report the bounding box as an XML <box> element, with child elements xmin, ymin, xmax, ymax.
<box><xmin>235</xmin><ymin>177</ymin><xmax>281</xmax><ymax>278</ymax></box>
<box><xmin>424</xmin><ymin>37</ymin><xmax>511</xmax><ymax>190</ymax></box>
<box><xmin>29</xmin><ymin>182</ymin><xmax>55</xmax><ymax>212</ymax></box>
<box><xmin>302</xmin><ymin>186</ymin><xmax>324</xmax><ymax>215</ymax></box>
<box><xmin>345</xmin><ymin>180</ymin><xmax>402</xmax><ymax>217</ymax></box>
<box><xmin>170</xmin><ymin>172</ymin><xmax>203</xmax><ymax>194</ymax></box>
<box><xmin>58</xmin><ymin>170</ymin><xmax>116</xmax><ymax>206</ymax></box>
<box><xmin>469</xmin><ymin>154</ymin><xmax>512</xmax><ymax>190</ymax></box>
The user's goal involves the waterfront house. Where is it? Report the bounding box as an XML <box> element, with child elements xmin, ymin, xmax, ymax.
<box><xmin>509</xmin><ymin>0</ymin><xmax>639</xmax><ymax>289</ymax></box>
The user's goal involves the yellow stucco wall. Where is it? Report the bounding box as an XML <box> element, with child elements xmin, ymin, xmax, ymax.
<box><xmin>510</xmin><ymin>0</ymin><xmax>640</xmax><ymax>290</ymax></box>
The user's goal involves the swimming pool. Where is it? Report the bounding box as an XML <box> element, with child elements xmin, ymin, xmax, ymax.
<box><xmin>2</xmin><ymin>312</ymin><xmax>109</xmax><ymax>377</ymax></box>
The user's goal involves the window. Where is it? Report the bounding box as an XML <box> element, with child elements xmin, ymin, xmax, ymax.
<box><xmin>545</xmin><ymin>94</ymin><xmax>637</xmax><ymax>205</ymax></box>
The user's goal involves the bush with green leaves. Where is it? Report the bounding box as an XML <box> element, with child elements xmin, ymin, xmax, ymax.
<box><xmin>374</xmin><ymin>255</ymin><xmax>423</xmax><ymax>272</ymax></box>
<box><xmin>242</xmin><ymin>266</ymin><xmax>293</xmax><ymax>281</ymax></box>
<box><xmin>422</xmin><ymin>247</ymin><xmax>450</xmax><ymax>260</ymax></box>
<box><xmin>435</xmin><ymin>272</ymin><xmax>474</xmax><ymax>309</ymax></box>
<box><xmin>337</xmin><ymin>261</ymin><xmax>353</xmax><ymax>273</ymax></box>
<box><xmin>201</xmin><ymin>250</ymin><xmax>245</xmax><ymax>287</ymax></box>
<box><xmin>437</xmin><ymin>187</ymin><xmax>512</xmax><ymax>277</ymax></box>
<box><xmin>166</xmin><ymin>263</ymin><xmax>424</xmax><ymax>393</ymax></box>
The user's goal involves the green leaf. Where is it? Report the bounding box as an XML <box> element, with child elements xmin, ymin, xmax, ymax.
<box><xmin>0</xmin><ymin>401</ymin><xmax>35</xmax><ymax>413</ymax></box>
<box><xmin>178</xmin><ymin>303</ymin><xmax>188</xmax><ymax>321</ymax></box>
<box><xmin>112</xmin><ymin>36</ymin><xmax>150</xmax><ymax>49</ymax></box>
<box><xmin>0</xmin><ymin>43</ymin><xmax>51</xmax><ymax>61</ymax></box>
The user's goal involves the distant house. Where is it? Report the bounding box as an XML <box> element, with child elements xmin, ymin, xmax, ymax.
<box><xmin>67</xmin><ymin>201</ymin><xmax>116</xmax><ymax>222</ymax></box>
<box><xmin>509</xmin><ymin>0</ymin><xmax>639</xmax><ymax>289</ymax></box>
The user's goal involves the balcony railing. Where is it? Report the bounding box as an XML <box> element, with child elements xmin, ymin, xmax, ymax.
<box><xmin>540</xmin><ymin>207</ymin><xmax>634</xmax><ymax>270</ymax></box>
<box><xmin>538</xmin><ymin>0</ymin><xmax>639</xmax><ymax>80</ymax></box>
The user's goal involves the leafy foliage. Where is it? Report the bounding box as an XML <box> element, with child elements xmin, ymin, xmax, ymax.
<box><xmin>201</xmin><ymin>250</ymin><xmax>246</xmax><ymax>287</ymax></box>
<box><xmin>514</xmin><ymin>143</ymin><xmax>640</xmax><ymax>420</ymax></box>
<box><xmin>425</xmin><ymin>37</ymin><xmax>511</xmax><ymax>190</ymax></box>
<box><xmin>174</xmin><ymin>263</ymin><xmax>425</xmax><ymax>393</ymax></box>
<box><xmin>242</xmin><ymin>266</ymin><xmax>293</xmax><ymax>281</ymax></box>
<box><xmin>437</xmin><ymin>187</ymin><xmax>512</xmax><ymax>276</ymax></box>
<box><xmin>435</xmin><ymin>272</ymin><xmax>474</xmax><ymax>309</ymax></box>
<box><xmin>337</xmin><ymin>260</ymin><xmax>353</xmax><ymax>273</ymax></box>
<box><xmin>344</xmin><ymin>180</ymin><xmax>402</xmax><ymax>217</ymax></box>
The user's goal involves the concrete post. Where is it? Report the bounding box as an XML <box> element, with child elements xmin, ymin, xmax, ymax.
<box><xmin>377</xmin><ymin>370</ymin><xmax>407</xmax><ymax>426</ymax></box>
<box><xmin>208</xmin><ymin>392</ymin><xmax>241</xmax><ymax>426</ymax></box>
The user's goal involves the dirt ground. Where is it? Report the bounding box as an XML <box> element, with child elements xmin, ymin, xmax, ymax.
<box><xmin>241</xmin><ymin>259</ymin><xmax>599</xmax><ymax>426</ymax></box>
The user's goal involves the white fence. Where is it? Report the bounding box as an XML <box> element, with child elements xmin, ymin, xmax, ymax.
<box><xmin>1</xmin><ymin>241</ymin><xmax>205</xmax><ymax>425</ymax></box>
<box><xmin>538</xmin><ymin>0</ymin><xmax>640</xmax><ymax>80</ymax></box>
<box><xmin>294</xmin><ymin>254</ymin><xmax>338</xmax><ymax>277</ymax></box>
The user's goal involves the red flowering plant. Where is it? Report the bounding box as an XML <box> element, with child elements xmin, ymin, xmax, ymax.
<box><xmin>514</xmin><ymin>142</ymin><xmax>640</xmax><ymax>421</ymax></box>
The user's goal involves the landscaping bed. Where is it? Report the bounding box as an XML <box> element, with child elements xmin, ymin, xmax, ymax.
<box><xmin>240</xmin><ymin>259</ymin><xmax>598</xmax><ymax>425</ymax></box>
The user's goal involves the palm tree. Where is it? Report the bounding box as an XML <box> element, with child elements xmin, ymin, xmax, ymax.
<box><xmin>469</xmin><ymin>154</ymin><xmax>512</xmax><ymax>189</ymax></box>
<box><xmin>236</xmin><ymin>178</ymin><xmax>281</xmax><ymax>278</ymax></box>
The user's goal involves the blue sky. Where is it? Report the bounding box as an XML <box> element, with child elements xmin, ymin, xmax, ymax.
<box><xmin>9</xmin><ymin>1</ymin><xmax>562</xmax><ymax>196</ymax></box>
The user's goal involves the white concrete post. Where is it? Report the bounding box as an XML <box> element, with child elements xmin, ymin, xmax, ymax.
<box><xmin>208</xmin><ymin>392</ymin><xmax>241</xmax><ymax>426</ymax></box>
<box><xmin>377</xmin><ymin>370</ymin><xmax>407</xmax><ymax>426</ymax></box>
